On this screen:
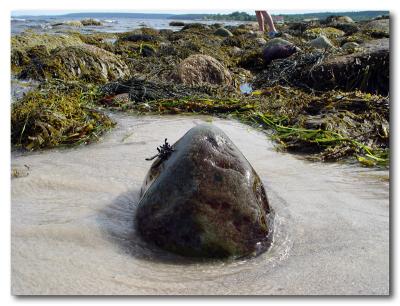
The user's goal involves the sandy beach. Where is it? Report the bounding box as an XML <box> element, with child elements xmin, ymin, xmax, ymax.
<box><xmin>11</xmin><ymin>114</ymin><xmax>389</xmax><ymax>295</ymax></box>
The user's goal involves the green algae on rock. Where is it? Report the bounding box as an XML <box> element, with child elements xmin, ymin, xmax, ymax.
<box><xmin>136</xmin><ymin>124</ymin><xmax>272</xmax><ymax>258</ymax></box>
<box><xmin>304</xmin><ymin>27</ymin><xmax>345</xmax><ymax>39</ymax></box>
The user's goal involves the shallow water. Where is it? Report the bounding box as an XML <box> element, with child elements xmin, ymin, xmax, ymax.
<box><xmin>11</xmin><ymin>16</ymin><xmax>247</xmax><ymax>35</ymax></box>
<box><xmin>11</xmin><ymin>114</ymin><xmax>389</xmax><ymax>295</ymax></box>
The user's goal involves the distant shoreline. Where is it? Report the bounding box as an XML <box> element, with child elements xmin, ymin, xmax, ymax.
<box><xmin>12</xmin><ymin>10</ymin><xmax>389</xmax><ymax>22</ymax></box>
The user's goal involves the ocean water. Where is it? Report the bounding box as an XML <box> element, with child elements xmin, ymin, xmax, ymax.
<box><xmin>11</xmin><ymin>16</ymin><xmax>248</xmax><ymax>35</ymax></box>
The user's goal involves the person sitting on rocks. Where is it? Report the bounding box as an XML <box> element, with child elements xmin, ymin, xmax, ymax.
<box><xmin>255</xmin><ymin>10</ymin><xmax>281</xmax><ymax>38</ymax></box>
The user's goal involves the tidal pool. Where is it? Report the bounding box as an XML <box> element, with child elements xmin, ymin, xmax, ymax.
<box><xmin>11</xmin><ymin>114</ymin><xmax>389</xmax><ymax>295</ymax></box>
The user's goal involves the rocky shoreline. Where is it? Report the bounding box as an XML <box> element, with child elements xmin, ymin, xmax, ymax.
<box><xmin>11</xmin><ymin>15</ymin><xmax>390</xmax><ymax>167</ymax></box>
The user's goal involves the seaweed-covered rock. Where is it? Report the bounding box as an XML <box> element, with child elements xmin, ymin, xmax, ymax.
<box><xmin>81</xmin><ymin>19</ymin><xmax>102</xmax><ymax>26</ymax></box>
<box><xmin>101</xmin><ymin>77</ymin><xmax>217</xmax><ymax>104</ymax></box>
<box><xmin>20</xmin><ymin>44</ymin><xmax>129</xmax><ymax>83</ymax></box>
<box><xmin>325</xmin><ymin>15</ymin><xmax>354</xmax><ymax>24</ymax></box>
<box><xmin>64</xmin><ymin>20</ymin><xmax>83</xmax><ymax>27</ymax></box>
<box><xmin>363</xmin><ymin>19</ymin><xmax>390</xmax><ymax>38</ymax></box>
<box><xmin>214</xmin><ymin>27</ymin><xmax>233</xmax><ymax>37</ymax></box>
<box><xmin>172</xmin><ymin>54</ymin><xmax>232</xmax><ymax>86</ymax></box>
<box><xmin>182</xmin><ymin>23</ymin><xmax>210</xmax><ymax>31</ymax></box>
<box><xmin>310</xmin><ymin>35</ymin><xmax>334</xmax><ymax>49</ymax></box>
<box><xmin>305</xmin><ymin>38</ymin><xmax>389</xmax><ymax>95</ymax></box>
<box><xmin>332</xmin><ymin>23</ymin><xmax>360</xmax><ymax>35</ymax></box>
<box><xmin>11</xmin><ymin>32</ymin><xmax>83</xmax><ymax>52</ymax></box>
<box><xmin>136</xmin><ymin>124</ymin><xmax>272</xmax><ymax>258</ymax></box>
<box><xmin>304</xmin><ymin>27</ymin><xmax>345</xmax><ymax>39</ymax></box>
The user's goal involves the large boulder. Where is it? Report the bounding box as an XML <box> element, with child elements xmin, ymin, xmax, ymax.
<box><xmin>172</xmin><ymin>54</ymin><xmax>232</xmax><ymax>86</ymax></box>
<box><xmin>363</xmin><ymin>19</ymin><xmax>390</xmax><ymax>38</ymax></box>
<box><xmin>136</xmin><ymin>124</ymin><xmax>272</xmax><ymax>258</ymax></box>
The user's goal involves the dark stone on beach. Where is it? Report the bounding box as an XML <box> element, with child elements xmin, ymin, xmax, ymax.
<box><xmin>182</xmin><ymin>23</ymin><xmax>210</xmax><ymax>31</ymax></box>
<box><xmin>214</xmin><ymin>27</ymin><xmax>233</xmax><ymax>37</ymax></box>
<box><xmin>121</xmin><ymin>34</ymin><xmax>157</xmax><ymax>42</ymax></box>
<box><xmin>136</xmin><ymin>124</ymin><xmax>272</xmax><ymax>258</ymax></box>
<box><xmin>262</xmin><ymin>39</ymin><xmax>299</xmax><ymax>64</ymax></box>
<box><xmin>169</xmin><ymin>21</ymin><xmax>185</xmax><ymax>27</ymax></box>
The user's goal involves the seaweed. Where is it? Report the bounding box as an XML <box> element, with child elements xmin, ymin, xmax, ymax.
<box><xmin>11</xmin><ymin>82</ymin><xmax>115</xmax><ymax>150</ymax></box>
<box><xmin>115</xmin><ymin>85</ymin><xmax>388</xmax><ymax>167</ymax></box>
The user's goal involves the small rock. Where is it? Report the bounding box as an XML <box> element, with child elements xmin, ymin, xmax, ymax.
<box><xmin>255</xmin><ymin>37</ymin><xmax>267</xmax><ymax>46</ymax></box>
<box><xmin>231</xmin><ymin>46</ymin><xmax>243</xmax><ymax>56</ymax></box>
<box><xmin>341</xmin><ymin>41</ymin><xmax>360</xmax><ymax>52</ymax></box>
<box><xmin>169</xmin><ymin>21</ymin><xmax>185</xmax><ymax>27</ymax></box>
<box><xmin>310</xmin><ymin>35</ymin><xmax>334</xmax><ymax>49</ymax></box>
<box><xmin>265</xmin><ymin>38</ymin><xmax>293</xmax><ymax>48</ymax></box>
<box><xmin>214</xmin><ymin>27</ymin><xmax>233</xmax><ymax>37</ymax></box>
<box><xmin>11</xmin><ymin>165</ymin><xmax>30</xmax><ymax>179</ymax></box>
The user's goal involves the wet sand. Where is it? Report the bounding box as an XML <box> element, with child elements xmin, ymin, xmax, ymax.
<box><xmin>11</xmin><ymin>114</ymin><xmax>389</xmax><ymax>295</ymax></box>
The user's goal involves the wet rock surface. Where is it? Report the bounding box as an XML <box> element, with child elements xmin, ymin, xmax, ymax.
<box><xmin>136</xmin><ymin>124</ymin><xmax>272</xmax><ymax>258</ymax></box>
<box><xmin>263</xmin><ymin>44</ymin><xmax>299</xmax><ymax>65</ymax></box>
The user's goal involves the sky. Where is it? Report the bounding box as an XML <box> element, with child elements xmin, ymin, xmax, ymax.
<box><xmin>11</xmin><ymin>9</ymin><xmax>352</xmax><ymax>17</ymax></box>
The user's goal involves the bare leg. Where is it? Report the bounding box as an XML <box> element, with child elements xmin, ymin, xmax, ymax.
<box><xmin>255</xmin><ymin>11</ymin><xmax>265</xmax><ymax>32</ymax></box>
<box><xmin>261</xmin><ymin>11</ymin><xmax>277</xmax><ymax>32</ymax></box>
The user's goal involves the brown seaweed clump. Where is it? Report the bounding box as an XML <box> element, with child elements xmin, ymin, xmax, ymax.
<box><xmin>20</xmin><ymin>44</ymin><xmax>130</xmax><ymax>83</ymax></box>
<box><xmin>171</xmin><ymin>54</ymin><xmax>233</xmax><ymax>86</ymax></box>
<box><xmin>11</xmin><ymin>85</ymin><xmax>115</xmax><ymax>150</ymax></box>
